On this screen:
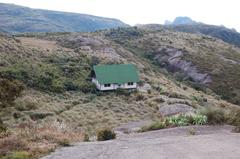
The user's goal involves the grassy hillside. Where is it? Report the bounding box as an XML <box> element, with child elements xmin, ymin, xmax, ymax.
<box><xmin>0</xmin><ymin>29</ymin><xmax>239</xmax><ymax>158</ymax></box>
<box><xmin>105</xmin><ymin>27</ymin><xmax>240</xmax><ymax>105</ymax></box>
<box><xmin>139</xmin><ymin>23</ymin><xmax>240</xmax><ymax>47</ymax></box>
<box><xmin>0</xmin><ymin>3</ymin><xmax>128</xmax><ymax>33</ymax></box>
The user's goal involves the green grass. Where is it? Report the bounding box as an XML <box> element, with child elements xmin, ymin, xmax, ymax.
<box><xmin>0</xmin><ymin>56</ymin><xmax>96</xmax><ymax>93</ymax></box>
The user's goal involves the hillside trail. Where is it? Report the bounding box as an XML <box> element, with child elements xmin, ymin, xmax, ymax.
<box><xmin>41</xmin><ymin>125</ymin><xmax>240</xmax><ymax>159</ymax></box>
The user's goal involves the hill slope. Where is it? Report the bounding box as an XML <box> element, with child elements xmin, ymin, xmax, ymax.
<box><xmin>106</xmin><ymin>27</ymin><xmax>240</xmax><ymax>105</ymax></box>
<box><xmin>142</xmin><ymin>17</ymin><xmax>240</xmax><ymax>47</ymax></box>
<box><xmin>165</xmin><ymin>24</ymin><xmax>240</xmax><ymax>47</ymax></box>
<box><xmin>0</xmin><ymin>3</ymin><xmax>128</xmax><ymax>33</ymax></box>
<box><xmin>0</xmin><ymin>27</ymin><xmax>240</xmax><ymax>158</ymax></box>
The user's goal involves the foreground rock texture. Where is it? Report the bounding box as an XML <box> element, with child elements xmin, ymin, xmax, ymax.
<box><xmin>42</xmin><ymin>125</ymin><xmax>240</xmax><ymax>159</ymax></box>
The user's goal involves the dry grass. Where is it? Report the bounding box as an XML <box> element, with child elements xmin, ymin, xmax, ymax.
<box><xmin>0</xmin><ymin>121</ymin><xmax>84</xmax><ymax>158</ymax></box>
<box><xmin>1</xmin><ymin>32</ymin><xmax>240</xmax><ymax>158</ymax></box>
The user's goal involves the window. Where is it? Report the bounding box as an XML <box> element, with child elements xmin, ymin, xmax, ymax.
<box><xmin>128</xmin><ymin>82</ymin><xmax>134</xmax><ymax>86</ymax></box>
<box><xmin>104</xmin><ymin>84</ymin><xmax>111</xmax><ymax>87</ymax></box>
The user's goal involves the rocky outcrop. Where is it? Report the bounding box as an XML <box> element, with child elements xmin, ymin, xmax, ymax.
<box><xmin>159</xmin><ymin>103</ymin><xmax>195</xmax><ymax>116</ymax></box>
<box><xmin>154</xmin><ymin>47</ymin><xmax>212</xmax><ymax>85</ymax></box>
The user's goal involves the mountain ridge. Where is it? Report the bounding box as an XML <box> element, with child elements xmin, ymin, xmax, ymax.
<box><xmin>0</xmin><ymin>3</ymin><xmax>128</xmax><ymax>33</ymax></box>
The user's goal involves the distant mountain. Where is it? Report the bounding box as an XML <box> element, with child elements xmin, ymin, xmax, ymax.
<box><xmin>165</xmin><ymin>17</ymin><xmax>198</xmax><ymax>25</ymax></box>
<box><xmin>0</xmin><ymin>3</ymin><xmax>128</xmax><ymax>33</ymax></box>
<box><xmin>156</xmin><ymin>17</ymin><xmax>240</xmax><ymax>47</ymax></box>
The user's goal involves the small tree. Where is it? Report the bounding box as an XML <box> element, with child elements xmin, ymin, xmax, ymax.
<box><xmin>0</xmin><ymin>78</ymin><xmax>24</xmax><ymax>107</ymax></box>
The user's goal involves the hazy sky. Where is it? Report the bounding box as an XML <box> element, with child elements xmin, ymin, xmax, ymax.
<box><xmin>0</xmin><ymin>0</ymin><xmax>239</xmax><ymax>31</ymax></box>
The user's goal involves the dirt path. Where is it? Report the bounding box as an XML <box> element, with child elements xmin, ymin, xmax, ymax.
<box><xmin>41</xmin><ymin>125</ymin><xmax>240</xmax><ymax>159</ymax></box>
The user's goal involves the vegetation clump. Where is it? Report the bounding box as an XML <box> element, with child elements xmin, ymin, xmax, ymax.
<box><xmin>1</xmin><ymin>151</ymin><xmax>30</xmax><ymax>159</ymax></box>
<box><xmin>0</xmin><ymin>78</ymin><xmax>24</xmax><ymax>107</ymax></box>
<box><xmin>0</xmin><ymin>119</ymin><xmax>7</xmax><ymax>137</ymax></box>
<box><xmin>140</xmin><ymin>114</ymin><xmax>207</xmax><ymax>132</ymax></box>
<box><xmin>200</xmin><ymin>107</ymin><xmax>226</xmax><ymax>125</ymax></box>
<box><xmin>97</xmin><ymin>128</ymin><xmax>116</xmax><ymax>141</ymax></box>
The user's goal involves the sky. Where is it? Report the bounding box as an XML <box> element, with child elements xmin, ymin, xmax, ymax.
<box><xmin>0</xmin><ymin>0</ymin><xmax>239</xmax><ymax>31</ymax></box>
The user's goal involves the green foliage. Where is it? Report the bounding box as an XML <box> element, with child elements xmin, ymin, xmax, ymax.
<box><xmin>200</xmin><ymin>107</ymin><xmax>226</xmax><ymax>125</ymax></box>
<box><xmin>167</xmin><ymin>115</ymin><xmax>189</xmax><ymax>126</ymax></box>
<box><xmin>167</xmin><ymin>114</ymin><xmax>207</xmax><ymax>126</ymax></box>
<box><xmin>0</xmin><ymin>78</ymin><xmax>24</xmax><ymax>106</ymax></box>
<box><xmin>191</xmin><ymin>114</ymin><xmax>208</xmax><ymax>125</ymax></box>
<box><xmin>97</xmin><ymin>128</ymin><xmax>116</xmax><ymax>141</ymax></box>
<box><xmin>1</xmin><ymin>151</ymin><xmax>30</xmax><ymax>159</ymax></box>
<box><xmin>140</xmin><ymin>114</ymin><xmax>207</xmax><ymax>132</ymax></box>
<box><xmin>0</xmin><ymin>55</ymin><xmax>96</xmax><ymax>93</ymax></box>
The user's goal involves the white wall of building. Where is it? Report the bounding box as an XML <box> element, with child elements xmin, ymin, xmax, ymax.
<box><xmin>92</xmin><ymin>78</ymin><xmax>137</xmax><ymax>91</ymax></box>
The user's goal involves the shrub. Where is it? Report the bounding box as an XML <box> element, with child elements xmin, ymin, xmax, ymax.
<box><xmin>2</xmin><ymin>151</ymin><xmax>30</xmax><ymax>159</ymax></box>
<box><xmin>228</xmin><ymin>110</ymin><xmax>240</xmax><ymax>133</ymax></box>
<box><xmin>192</xmin><ymin>114</ymin><xmax>207</xmax><ymax>125</ymax></box>
<box><xmin>83</xmin><ymin>134</ymin><xmax>90</xmax><ymax>142</ymax></box>
<box><xmin>167</xmin><ymin>114</ymin><xmax>207</xmax><ymax>127</ymax></box>
<box><xmin>80</xmin><ymin>82</ymin><xmax>97</xmax><ymax>93</ymax></box>
<box><xmin>0</xmin><ymin>78</ymin><xmax>24</xmax><ymax>107</ymax></box>
<box><xmin>96</xmin><ymin>128</ymin><xmax>116</xmax><ymax>141</ymax></box>
<box><xmin>15</xmin><ymin>97</ymin><xmax>38</xmax><ymax>111</ymax></box>
<box><xmin>29</xmin><ymin>112</ymin><xmax>54</xmax><ymax>121</ymax></box>
<box><xmin>200</xmin><ymin>107</ymin><xmax>226</xmax><ymax>125</ymax></box>
<box><xmin>58</xmin><ymin>139</ymin><xmax>71</xmax><ymax>147</ymax></box>
<box><xmin>140</xmin><ymin>122</ymin><xmax>166</xmax><ymax>132</ymax></box>
<box><xmin>0</xmin><ymin>122</ymin><xmax>9</xmax><ymax>138</ymax></box>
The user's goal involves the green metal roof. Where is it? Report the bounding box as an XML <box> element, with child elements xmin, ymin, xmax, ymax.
<box><xmin>93</xmin><ymin>64</ymin><xmax>139</xmax><ymax>84</ymax></box>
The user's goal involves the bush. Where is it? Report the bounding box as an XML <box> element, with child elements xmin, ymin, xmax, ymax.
<box><xmin>97</xmin><ymin>128</ymin><xmax>116</xmax><ymax>141</ymax></box>
<box><xmin>140</xmin><ymin>122</ymin><xmax>166</xmax><ymax>132</ymax></box>
<box><xmin>167</xmin><ymin>114</ymin><xmax>207</xmax><ymax>127</ymax></box>
<box><xmin>0</xmin><ymin>78</ymin><xmax>24</xmax><ymax>106</ymax></box>
<box><xmin>228</xmin><ymin>110</ymin><xmax>240</xmax><ymax>133</ymax></box>
<box><xmin>167</xmin><ymin>115</ymin><xmax>189</xmax><ymax>126</ymax></box>
<box><xmin>115</xmin><ymin>89</ymin><xmax>130</xmax><ymax>96</ymax></box>
<box><xmin>58</xmin><ymin>139</ymin><xmax>70</xmax><ymax>147</ymax></box>
<box><xmin>80</xmin><ymin>82</ymin><xmax>97</xmax><ymax>93</ymax></box>
<box><xmin>83</xmin><ymin>134</ymin><xmax>90</xmax><ymax>142</ymax></box>
<box><xmin>139</xmin><ymin>114</ymin><xmax>208</xmax><ymax>133</ymax></box>
<box><xmin>15</xmin><ymin>97</ymin><xmax>38</xmax><ymax>111</ymax></box>
<box><xmin>0</xmin><ymin>119</ymin><xmax>7</xmax><ymax>134</ymax></box>
<box><xmin>200</xmin><ymin>107</ymin><xmax>226</xmax><ymax>125</ymax></box>
<box><xmin>192</xmin><ymin>114</ymin><xmax>208</xmax><ymax>125</ymax></box>
<box><xmin>29</xmin><ymin>112</ymin><xmax>54</xmax><ymax>121</ymax></box>
<box><xmin>2</xmin><ymin>151</ymin><xmax>30</xmax><ymax>159</ymax></box>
